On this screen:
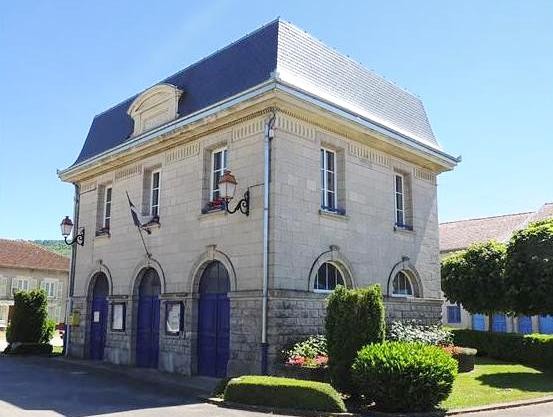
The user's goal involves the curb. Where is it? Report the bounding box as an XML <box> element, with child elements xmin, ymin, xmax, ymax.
<box><xmin>206</xmin><ymin>395</ymin><xmax>553</xmax><ymax>417</ymax></box>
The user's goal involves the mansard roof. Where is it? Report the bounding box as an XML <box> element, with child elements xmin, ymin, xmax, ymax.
<box><xmin>72</xmin><ymin>19</ymin><xmax>442</xmax><ymax>167</ymax></box>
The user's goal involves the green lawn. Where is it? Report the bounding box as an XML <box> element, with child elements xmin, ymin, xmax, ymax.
<box><xmin>442</xmin><ymin>357</ymin><xmax>553</xmax><ymax>410</ymax></box>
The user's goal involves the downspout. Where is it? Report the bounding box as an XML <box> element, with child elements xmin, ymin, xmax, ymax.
<box><xmin>64</xmin><ymin>183</ymin><xmax>80</xmax><ymax>357</ymax></box>
<box><xmin>261</xmin><ymin>111</ymin><xmax>276</xmax><ymax>374</ymax></box>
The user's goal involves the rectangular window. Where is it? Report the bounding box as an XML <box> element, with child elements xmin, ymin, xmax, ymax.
<box><xmin>320</xmin><ymin>148</ymin><xmax>336</xmax><ymax>211</ymax></box>
<box><xmin>150</xmin><ymin>170</ymin><xmax>160</xmax><ymax>217</ymax></box>
<box><xmin>103</xmin><ymin>186</ymin><xmax>112</xmax><ymax>230</ymax></box>
<box><xmin>15</xmin><ymin>279</ymin><xmax>29</xmax><ymax>292</ymax></box>
<box><xmin>210</xmin><ymin>147</ymin><xmax>227</xmax><ymax>201</ymax></box>
<box><xmin>395</xmin><ymin>174</ymin><xmax>405</xmax><ymax>226</ymax></box>
<box><xmin>447</xmin><ymin>305</ymin><xmax>461</xmax><ymax>324</ymax></box>
<box><xmin>44</xmin><ymin>281</ymin><xmax>56</xmax><ymax>298</ymax></box>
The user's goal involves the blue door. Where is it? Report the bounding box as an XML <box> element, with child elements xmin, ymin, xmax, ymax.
<box><xmin>540</xmin><ymin>315</ymin><xmax>553</xmax><ymax>334</ymax></box>
<box><xmin>518</xmin><ymin>316</ymin><xmax>532</xmax><ymax>334</ymax></box>
<box><xmin>89</xmin><ymin>273</ymin><xmax>109</xmax><ymax>360</ymax></box>
<box><xmin>492</xmin><ymin>313</ymin><xmax>507</xmax><ymax>332</ymax></box>
<box><xmin>135</xmin><ymin>269</ymin><xmax>161</xmax><ymax>368</ymax></box>
<box><xmin>472</xmin><ymin>313</ymin><xmax>486</xmax><ymax>331</ymax></box>
<box><xmin>90</xmin><ymin>297</ymin><xmax>108</xmax><ymax>360</ymax></box>
<box><xmin>198</xmin><ymin>261</ymin><xmax>230</xmax><ymax>377</ymax></box>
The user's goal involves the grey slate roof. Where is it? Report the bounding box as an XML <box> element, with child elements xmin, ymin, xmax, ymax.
<box><xmin>439</xmin><ymin>203</ymin><xmax>553</xmax><ymax>253</ymax></box>
<box><xmin>73</xmin><ymin>19</ymin><xmax>441</xmax><ymax>167</ymax></box>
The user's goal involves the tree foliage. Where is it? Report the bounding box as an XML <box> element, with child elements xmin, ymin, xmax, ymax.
<box><xmin>6</xmin><ymin>289</ymin><xmax>52</xmax><ymax>344</ymax></box>
<box><xmin>505</xmin><ymin>219</ymin><xmax>553</xmax><ymax>315</ymax></box>
<box><xmin>325</xmin><ymin>285</ymin><xmax>385</xmax><ymax>393</ymax></box>
<box><xmin>441</xmin><ymin>241</ymin><xmax>507</xmax><ymax>323</ymax></box>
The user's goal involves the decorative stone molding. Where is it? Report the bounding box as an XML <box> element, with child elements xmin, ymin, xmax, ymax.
<box><xmin>127</xmin><ymin>83</ymin><xmax>183</xmax><ymax>137</ymax></box>
<box><xmin>387</xmin><ymin>260</ymin><xmax>424</xmax><ymax>298</ymax></box>
<box><xmin>307</xmin><ymin>246</ymin><xmax>356</xmax><ymax>291</ymax></box>
<box><xmin>114</xmin><ymin>164</ymin><xmax>142</xmax><ymax>182</ymax></box>
<box><xmin>276</xmin><ymin>114</ymin><xmax>315</xmax><ymax>141</ymax></box>
<box><xmin>188</xmin><ymin>245</ymin><xmax>237</xmax><ymax>293</ymax></box>
<box><xmin>414</xmin><ymin>167</ymin><xmax>436</xmax><ymax>184</ymax></box>
<box><xmin>84</xmin><ymin>261</ymin><xmax>114</xmax><ymax>297</ymax></box>
<box><xmin>165</xmin><ymin>141</ymin><xmax>200</xmax><ymax>164</ymax></box>
<box><xmin>80</xmin><ymin>181</ymin><xmax>97</xmax><ymax>194</ymax></box>
<box><xmin>231</xmin><ymin>117</ymin><xmax>264</xmax><ymax>142</ymax></box>
<box><xmin>348</xmin><ymin>142</ymin><xmax>391</xmax><ymax>168</ymax></box>
<box><xmin>128</xmin><ymin>256</ymin><xmax>167</xmax><ymax>295</ymax></box>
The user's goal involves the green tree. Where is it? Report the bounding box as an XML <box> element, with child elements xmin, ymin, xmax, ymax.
<box><xmin>325</xmin><ymin>285</ymin><xmax>385</xmax><ymax>393</ymax></box>
<box><xmin>505</xmin><ymin>219</ymin><xmax>553</xmax><ymax>315</ymax></box>
<box><xmin>7</xmin><ymin>289</ymin><xmax>52</xmax><ymax>344</ymax></box>
<box><xmin>441</xmin><ymin>241</ymin><xmax>507</xmax><ymax>332</ymax></box>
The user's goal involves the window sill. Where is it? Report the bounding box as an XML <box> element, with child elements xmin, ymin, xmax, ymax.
<box><xmin>95</xmin><ymin>231</ymin><xmax>111</xmax><ymax>240</ymax></box>
<box><xmin>319</xmin><ymin>209</ymin><xmax>349</xmax><ymax>221</ymax></box>
<box><xmin>394</xmin><ymin>224</ymin><xmax>414</xmax><ymax>234</ymax></box>
<box><xmin>198</xmin><ymin>208</ymin><xmax>227</xmax><ymax>220</ymax></box>
<box><xmin>142</xmin><ymin>217</ymin><xmax>160</xmax><ymax>233</ymax></box>
<box><xmin>390</xmin><ymin>294</ymin><xmax>415</xmax><ymax>299</ymax></box>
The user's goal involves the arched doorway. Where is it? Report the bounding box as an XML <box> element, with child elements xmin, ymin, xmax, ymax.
<box><xmin>135</xmin><ymin>268</ymin><xmax>161</xmax><ymax>368</ymax></box>
<box><xmin>197</xmin><ymin>261</ymin><xmax>230</xmax><ymax>377</ymax></box>
<box><xmin>89</xmin><ymin>273</ymin><xmax>109</xmax><ymax>360</ymax></box>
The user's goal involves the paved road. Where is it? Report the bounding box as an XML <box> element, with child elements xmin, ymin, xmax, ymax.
<box><xmin>1</xmin><ymin>355</ymin><xmax>553</xmax><ymax>417</ymax></box>
<box><xmin>0</xmin><ymin>355</ymin><xmax>277</xmax><ymax>417</ymax></box>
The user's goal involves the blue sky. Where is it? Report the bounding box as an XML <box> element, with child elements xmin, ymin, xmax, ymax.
<box><xmin>1</xmin><ymin>1</ymin><xmax>551</xmax><ymax>239</ymax></box>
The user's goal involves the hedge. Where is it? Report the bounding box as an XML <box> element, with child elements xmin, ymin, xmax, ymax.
<box><xmin>326</xmin><ymin>285</ymin><xmax>385</xmax><ymax>392</ymax></box>
<box><xmin>7</xmin><ymin>289</ymin><xmax>52</xmax><ymax>344</ymax></box>
<box><xmin>352</xmin><ymin>342</ymin><xmax>457</xmax><ymax>412</ymax></box>
<box><xmin>223</xmin><ymin>375</ymin><xmax>346</xmax><ymax>412</ymax></box>
<box><xmin>452</xmin><ymin>329</ymin><xmax>553</xmax><ymax>370</ymax></box>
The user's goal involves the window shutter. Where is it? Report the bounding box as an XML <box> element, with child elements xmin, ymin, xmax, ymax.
<box><xmin>11</xmin><ymin>278</ymin><xmax>18</xmax><ymax>295</ymax></box>
<box><xmin>56</xmin><ymin>282</ymin><xmax>64</xmax><ymax>299</ymax></box>
<box><xmin>40</xmin><ymin>281</ymin><xmax>47</xmax><ymax>290</ymax></box>
<box><xmin>31</xmin><ymin>279</ymin><xmax>38</xmax><ymax>290</ymax></box>
<box><xmin>0</xmin><ymin>277</ymin><xmax>7</xmax><ymax>297</ymax></box>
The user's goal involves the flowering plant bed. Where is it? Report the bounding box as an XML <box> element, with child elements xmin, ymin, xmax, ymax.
<box><xmin>442</xmin><ymin>345</ymin><xmax>477</xmax><ymax>372</ymax></box>
<box><xmin>277</xmin><ymin>335</ymin><xmax>329</xmax><ymax>381</ymax></box>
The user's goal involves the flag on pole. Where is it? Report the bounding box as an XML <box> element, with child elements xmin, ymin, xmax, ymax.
<box><xmin>126</xmin><ymin>191</ymin><xmax>142</xmax><ymax>227</ymax></box>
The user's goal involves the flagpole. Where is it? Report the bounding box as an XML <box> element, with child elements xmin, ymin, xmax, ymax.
<box><xmin>126</xmin><ymin>191</ymin><xmax>151</xmax><ymax>258</ymax></box>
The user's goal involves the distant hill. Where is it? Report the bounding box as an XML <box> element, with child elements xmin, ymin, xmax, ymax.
<box><xmin>33</xmin><ymin>240</ymin><xmax>71</xmax><ymax>258</ymax></box>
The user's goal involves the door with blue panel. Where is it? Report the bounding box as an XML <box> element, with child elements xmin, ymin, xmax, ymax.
<box><xmin>472</xmin><ymin>313</ymin><xmax>486</xmax><ymax>331</ymax></box>
<box><xmin>518</xmin><ymin>316</ymin><xmax>532</xmax><ymax>334</ymax></box>
<box><xmin>198</xmin><ymin>261</ymin><xmax>230</xmax><ymax>377</ymax></box>
<box><xmin>89</xmin><ymin>273</ymin><xmax>109</xmax><ymax>360</ymax></box>
<box><xmin>135</xmin><ymin>268</ymin><xmax>161</xmax><ymax>368</ymax></box>
<box><xmin>492</xmin><ymin>313</ymin><xmax>507</xmax><ymax>332</ymax></box>
<box><xmin>539</xmin><ymin>315</ymin><xmax>553</xmax><ymax>334</ymax></box>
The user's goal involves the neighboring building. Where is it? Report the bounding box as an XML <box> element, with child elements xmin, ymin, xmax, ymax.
<box><xmin>440</xmin><ymin>202</ymin><xmax>553</xmax><ymax>332</ymax></box>
<box><xmin>0</xmin><ymin>239</ymin><xmax>69</xmax><ymax>330</ymax></box>
<box><xmin>58</xmin><ymin>19</ymin><xmax>458</xmax><ymax>376</ymax></box>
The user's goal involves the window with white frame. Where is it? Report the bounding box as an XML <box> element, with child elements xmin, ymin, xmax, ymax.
<box><xmin>392</xmin><ymin>271</ymin><xmax>413</xmax><ymax>297</ymax></box>
<box><xmin>394</xmin><ymin>174</ymin><xmax>405</xmax><ymax>226</ymax></box>
<box><xmin>314</xmin><ymin>263</ymin><xmax>345</xmax><ymax>292</ymax></box>
<box><xmin>43</xmin><ymin>280</ymin><xmax>56</xmax><ymax>298</ymax></box>
<box><xmin>320</xmin><ymin>148</ymin><xmax>336</xmax><ymax>211</ymax></box>
<box><xmin>14</xmin><ymin>278</ymin><xmax>29</xmax><ymax>292</ymax></box>
<box><xmin>210</xmin><ymin>147</ymin><xmax>227</xmax><ymax>201</ymax></box>
<box><xmin>103</xmin><ymin>186</ymin><xmax>112</xmax><ymax>230</ymax></box>
<box><xmin>150</xmin><ymin>170</ymin><xmax>161</xmax><ymax>217</ymax></box>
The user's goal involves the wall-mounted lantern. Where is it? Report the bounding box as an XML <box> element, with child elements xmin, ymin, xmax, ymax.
<box><xmin>218</xmin><ymin>170</ymin><xmax>249</xmax><ymax>216</ymax></box>
<box><xmin>60</xmin><ymin>216</ymin><xmax>85</xmax><ymax>246</ymax></box>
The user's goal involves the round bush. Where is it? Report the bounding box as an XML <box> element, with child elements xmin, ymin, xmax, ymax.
<box><xmin>352</xmin><ymin>341</ymin><xmax>457</xmax><ymax>412</ymax></box>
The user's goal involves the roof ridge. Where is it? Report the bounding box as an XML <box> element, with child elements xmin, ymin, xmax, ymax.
<box><xmin>440</xmin><ymin>211</ymin><xmax>533</xmax><ymax>225</ymax></box>
<box><xmin>92</xmin><ymin>17</ymin><xmax>282</xmax><ymax>120</ymax></box>
<box><xmin>276</xmin><ymin>19</ymin><xmax>424</xmax><ymax>102</ymax></box>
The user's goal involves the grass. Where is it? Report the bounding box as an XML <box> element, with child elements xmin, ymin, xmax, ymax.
<box><xmin>442</xmin><ymin>357</ymin><xmax>553</xmax><ymax>410</ymax></box>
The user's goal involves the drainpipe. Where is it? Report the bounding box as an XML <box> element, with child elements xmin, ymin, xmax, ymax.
<box><xmin>64</xmin><ymin>183</ymin><xmax>80</xmax><ymax>357</ymax></box>
<box><xmin>261</xmin><ymin>111</ymin><xmax>276</xmax><ymax>374</ymax></box>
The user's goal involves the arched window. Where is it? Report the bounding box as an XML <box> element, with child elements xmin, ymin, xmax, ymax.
<box><xmin>314</xmin><ymin>263</ymin><xmax>344</xmax><ymax>292</ymax></box>
<box><xmin>392</xmin><ymin>271</ymin><xmax>413</xmax><ymax>297</ymax></box>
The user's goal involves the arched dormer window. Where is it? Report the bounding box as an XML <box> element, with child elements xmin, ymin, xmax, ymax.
<box><xmin>314</xmin><ymin>262</ymin><xmax>345</xmax><ymax>292</ymax></box>
<box><xmin>127</xmin><ymin>83</ymin><xmax>183</xmax><ymax>136</ymax></box>
<box><xmin>392</xmin><ymin>271</ymin><xmax>414</xmax><ymax>297</ymax></box>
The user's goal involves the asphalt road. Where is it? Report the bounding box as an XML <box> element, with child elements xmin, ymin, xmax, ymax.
<box><xmin>1</xmin><ymin>355</ymin><xmax>553</xmax><ymax>417</ymax></box>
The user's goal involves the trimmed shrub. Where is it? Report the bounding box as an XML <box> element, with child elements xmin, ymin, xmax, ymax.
<box><xmin>325</xmin><ymin>285</ymin><xmax>385</xmax><ymax>392</ymax></box>
<box><xmin>352</xmin><ymin>342</ymin><xmax>457</xmax><ymax>412</ymax></box>
<box><xmin>387</xmin><ymin>320</ymin><xmax>453</xmax><ymax>346</ymax></box>
<box><xmin>452</xmin><ymin>329</ymin><xmax>553</xmax><ymax>370</ymax></box>
<box><xmin>442</xmin><ymin>345</ymin><xmax>477</xmax><ymax>372</ymax></box>
<box><xmin>223</xmin><ymin>375</ymin><xmax>346</xmax><ymax>412</ymax></box>
<box><xmin>7</xmin><ymin>289</ymin><xmax>50</xmax><ymax>344</ymax></box>
<box><xmin>4</xmin><ymin>343</ymin><xmax>53</xmax><ymax>355</ymax></box>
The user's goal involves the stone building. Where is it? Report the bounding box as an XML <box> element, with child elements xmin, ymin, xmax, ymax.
<box><xmin>0</xmin><ymin>239</ymin><xmax>69</xmax><ymax>331</ymax></box>
<box><xmin>440</xmin><ymin>202</ymin><xmax>553</xmax><ymax>333</ymax></box>
<box><xmin>58</xmin><ymin>19</ymin><xmax>458</xmax><ymax>376</ymax></box>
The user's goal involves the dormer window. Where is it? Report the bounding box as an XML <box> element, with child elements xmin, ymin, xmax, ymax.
<box><xmin>127</xmin><ymin>84</ymin><xmax>183</xmax><ymax>137</ymax></box>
